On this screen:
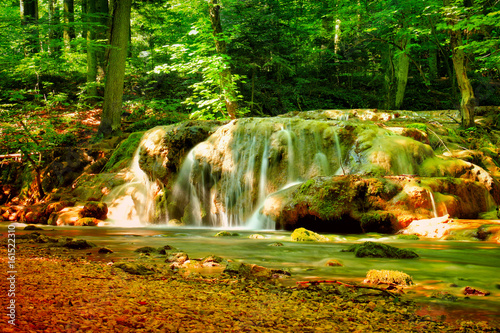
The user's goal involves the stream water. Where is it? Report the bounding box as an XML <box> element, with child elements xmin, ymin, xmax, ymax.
<box><xmin>9</xmin><ymin>223</ymin><xmax>500</xmax><ymax>327</ymax></box>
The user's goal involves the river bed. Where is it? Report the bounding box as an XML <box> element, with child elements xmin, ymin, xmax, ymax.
<box><xmin>6</xmin><ymin>223</ymin><xmax>500</xmax><ymax>328</ymax></box>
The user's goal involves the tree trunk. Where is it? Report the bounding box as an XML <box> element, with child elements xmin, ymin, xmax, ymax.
<box><xmin>98</xmin><ymin>0</ymin><xmax>131</xmax><ymax>137</ymax></box>
<box><xmin>48</xmin><ymin>0</ymin><xmax>61</xmax><ymax>55</ymax></box>
<box><xmin>394</xmin><ymin>39</ymin><xmax>410</xmax><ymax>109</ymax></box>
<box><xmin>444</xmin><ymin>0</ymin><xmax>476</xmax><ymax>128</ymax></box>
<box><xmin>20</xmin><ymin>0</ymin><xmax>39</xmax><ymax>54</ymax></box>
<box><xmin>450</xmin><ymin>29</ymin><xmax>476</xmax><ymax>128</ymax></box>
<box><xmin>208</xmin><ymin>0</ymin><xmax>238</xmax><ymax>119</ymax></box>
<box><xmin>63</xmin><ymin>0</ymin><xmax>75</xmax><ymax>49</ymax></box>
<box><xmin>382</xmin><ymin>47</ymin><xmax>395</xmax><ymax>109</ymax></box>
<box><xmin>86</xmin><ymin>0</ymin><xmax>98</xmax><ymax>98</ymax></box>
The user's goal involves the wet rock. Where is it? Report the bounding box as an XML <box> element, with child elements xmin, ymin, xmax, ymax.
<box><xmin>364</xmin><ymin>269</ymin><xmax>413</xmax><ymax>286</ymax></box>
<box><xmin>157</xmin><ymin>245</ymin><xmax>176</xmax><ymax>254</ymax></box>
<box><xmin>138</xmin><ymin>120</ymin><xmax>224</xmax><ymax>185</ymax></box>
<box><xmin>396</xmin><ymin>234</ymin><xmax>419</xmax><ymax>240</ymax></box>
<box><xmin>165</xmin><ymin>252</ymin><xmax>189</xmax><ymax>265</ymax></box>
<box><xmin>24</xmin><ymin>225</ymin><xmax>44</xmax><ymax>231</ymax></box>
<box><xmin>431</xmin><ymin>291</ymin><xmax>458</xmax><ymax>301</ymax></box>
<box><xmin>325</xmin><ymin>259</ymin><xmax>343</xmax><ymax>267</ymax></box>
<box><xmin>71</xmin><ymin>173</ymin><xmax>127</xmax><ymax>201</ymax></box>
<box><xmin>134</xmin><ymin>246</ymin><xmax>157</xmax><ymax>254</ymax></box>
<box><xmin>291</xmin><ymin>228</ymin><xmax>330</xmax><ymax>242</ymax></box>
<box><xmin>79</xmin><ymin>201</ymin><xmax>108</xmax><ymax>220</ymax></box>
<box><xmin>114</xmin><ymin>262</ymin><xmax>155</xmax><ymax>275</ymax></box>
<box><xmin>343</xmin><ymin>241</ymin><xmax>419</xmax><ymax>259</ymax></box>
<box><xmin>463</xmin><ymin>286</ymin><xmax>490</xmax><ymax>296</ymax></box>
<box><xmin>167</xmin><ymin>219</ymin><xmax>184</xmax><ymax>226</ymax></box>
<box><xmin>64</xmin><ymin>239</ymin><xmax>95</xmax><ymax>250</ymax></box>
<box><xmin>42</xmin><ymin>148</ymin><xmax>94</xmax><ymax>193</ymax></box>
<box><xmin>360</xmin><ymin>211</ymin><xmax>396</xmax><ymax>233</ymax></box>
<box><xmin>249</xmin><ymin>234</ymin><xmax>265</xmax><ymax>239</ymax></box>
<box><xmin>214</xmin><ymin>231</ymin><xmax>239</xmax><ymax>237</ymax></box>
<box><xmin>201</xmin><ymin>255</ymin><xmax>226</xmax><ymax>267</ymax></box>
<box><xmin>76</xmin><ymin>217</ymin><xmax>99</xmax><ymax>226</ymax></box>
<box><xmin>223</xmin><ymin>262</ymin><xmax>290</xmax><ymax>279</ymax></box>
<box><xmin>98</xmin><ymin>247</ymin><xmax>113</xmax><ymax>254</ymax></box>
<box><xmin>268</xmin><ymin>242</ymin><xmax>284</xmax><ymax>246</ymax></box>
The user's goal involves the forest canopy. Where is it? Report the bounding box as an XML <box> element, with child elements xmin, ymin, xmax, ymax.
<box><xmin>0</xmin><ymin>0</ymin><xmax>499</xmax><ymax>140</ymax></box>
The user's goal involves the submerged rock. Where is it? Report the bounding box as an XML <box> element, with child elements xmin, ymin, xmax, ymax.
<box><xmin>344</xmin><ymin>241</ymin><xmax>419</xmax><ymax>259</ymax></box>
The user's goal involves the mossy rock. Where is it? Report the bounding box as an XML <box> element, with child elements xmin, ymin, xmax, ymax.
<box><xmin>24</xmin><ymin>225</ymin><xmax>44</xmax><ymax>231</ymax></box>
<box><xmin>249</xmin><ymin>234</ymin><xmax>265</xmax><ymax>239</ymax></box>
<box><xmin>77</xmin><ymin>217</ymin><xmax>99</xmax><ymax>226</ymax></box>
<box><xmin>114</xmin><ymin>262</ymin><xmax>155</xmax><ymax>275</ymax></box>
<box><xmin>268</xmin><ymin>242</ymin><xmax>284</xmax><ymax>247</ymax></box>
<box><xmin>397</xmin><ymin>234</ymin><xmax>420</xmax><ymax>240</ymax></box>
<box><xmin>291</xmin><ymin>228</ymin><xmax>330</xmax><ymax>242</ymax></box>
<box><xmin>98</xmin><ymin>247</ymin><xmax>113</xmax><ymax>254</ymax></box>
<box><xmin>202</xmin><ymin>255</ymin><xmax>227</xmax><ymax>265</ymax></box>
<box><xmin>103</xmin><ymin>132</ymin><xmax>145</xmax><ymax>172</ymax></box>
<box><xmin>344</xmin><ymin>241</ymin><xmax>418</xmax><ymax>259</ymax></box>
<box><xmin>79</xmin><ymin>201</ymin><xmax>108</xmax><ymax>220</ymax></box>
<box><xmin>134</xmin><ymin>246</ymin><xmax>158</xmax><ymax>254</ymax></box>
<box><xmin>364</xmin><ymin>269</ymin><xmax>413</xmax><ymax>286</ymax></box>
<box><xmin>63</xmin><ymin>239</ymin><xmax>95</xmax><ymax>250</ymax></box>
<box><xmin>157</xmin><ymin>245</ymin><xmax>177</xmax><ymax>254</ymax></box>
<box><xmin>360</xmin><ymin>211</ymin><xmax>395</xmax><ymax>233</ymax></box>
<box><xmin>214</xmin><ymin>231</ymin><xmax>239</xmax><ymax>237</ymax></box>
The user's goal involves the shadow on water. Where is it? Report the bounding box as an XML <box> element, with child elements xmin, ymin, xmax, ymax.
<box><xmin>9</xmin><ymin>224</ymin><xmax>500</xmax><ymax>327</ymax></box>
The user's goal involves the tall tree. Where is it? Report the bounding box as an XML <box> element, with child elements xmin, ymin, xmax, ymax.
<box><xmin>443</xmin><ymin>0</ymin><xmax>476</xmax><ymax>128</ymax></box>
<box><xmin>48</xmin><ymin>0</ymin><xmax>61</xmax><ymax>55</ymax></box>
<box><xmin>97</xmin><ymin>0</ymin><xmax>132</xmax><ymax>137</ymax></box>
<box><xmin>86</xmin><ymin>0</ymin><xmax>109</xmax><ymax>99</ymax></box>
<box><xmin>208</xmin><ymin>0</ymin><xmax>238</xmax><ymax>119</ymax></box>
<box><xmin>20</xmin><ymin>0</ymin><xmax>39</xmax><ymax>54</ymax></box>
<box><xmin>63</xmin><ymin>0</ymin><xmax>75</xmax><ymax>49</ymax></box>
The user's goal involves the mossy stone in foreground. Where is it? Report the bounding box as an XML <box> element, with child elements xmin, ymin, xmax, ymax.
<box><xmin>114</xmin><ymin>262</ymin><xmax>155</xmax><ymax>275</ymax></box>
<box><xmin>291</xmin><ymin>228</ymin><xmax>330</xmax><ymax>242</ymax></box>
<box><xmin>64</xmin><ymin>239</ymin><xmax>95</xmax><ymax>249</ymax></box>
<box><xmin>344</xmin><ymin>241</ymin><xmax>418</xmax><ymax>259</ymax></box>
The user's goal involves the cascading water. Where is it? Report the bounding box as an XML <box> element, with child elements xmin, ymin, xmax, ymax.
<box><xmin>111</xmin><ymin>112</ymin><xmax>498</xmax><ymax>229</ymax></box>
<box><xmin>103</xmin><ymin>144</ymin><xmax>157</xmax><ymax>226</ymax></box>
<box><xmin>427</xmin><ymin>189</ymin><xmax>439</xmax><ymax>218</ymax></box>
<box><xmin>167</xmin><ymin>118</ymin><xmax>347</xmax><ymax>228</ymax></box>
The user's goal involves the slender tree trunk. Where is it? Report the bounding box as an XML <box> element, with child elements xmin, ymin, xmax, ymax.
<box><xmin>394</xmin><ymin>39</ymin><xmax>410</xmax><ymax>109</ymax></box>
<box><xmin>86</xmin><ymin>0</ymin><xmax>98</xmax><ymax>98</ymax></box>
<box><xmin>444</xmin><ymin>0</ymin><xmax>476</xmax><ymax>128</ymax></box>
<box><xmin>48</xmin><ymin>0</ymin><xmax>61</xmax><ymax>55</ymax></box>
<box><xmin>63</xmin><ymin>0</ymin><xmax>75</xmax><ymax>49</ymax></box>
<box><xmin>98</xmin><ymin>0</ymin><xmax>132</xmax><ymax>137</ymax></box>
<box><xmin>450</xmin><ymin>29</ymin><xmax>476</xmax><ymax>128</ymax></box>
<box><xmin>208</xmin><ymin>0</ymin><xmax>238</xmax><ymax>119</ymax></box>
<box><xmin>382</xmin><ymin>47</ymin><xmax>395</xmax><ymax>109</ymax></box>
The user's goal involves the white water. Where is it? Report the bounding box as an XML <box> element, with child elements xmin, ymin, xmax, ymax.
<box><xmin>427</xmin><ymin>189</ymin><xmax>439</xmax><ymax>218</ymax></box>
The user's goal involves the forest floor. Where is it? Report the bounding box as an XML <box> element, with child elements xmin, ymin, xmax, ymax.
<box><xmin>1</xmin><ymin>236</ymin><xmax>498</xmax><ymax>333</ymax></box>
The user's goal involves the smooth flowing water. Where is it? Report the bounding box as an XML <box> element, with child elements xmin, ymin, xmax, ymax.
<box><xmin>10</xmin><ymin>224</ymin><xmax>499</xmax><ymax>327</ymax></box>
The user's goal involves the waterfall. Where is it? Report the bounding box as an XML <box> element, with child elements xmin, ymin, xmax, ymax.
<box><xmin>103</xmin><ymin>145</ymin><xmax>156</xmax><ymax>226</ymax></box>
<box><xmin>427</xmin><ymin>189</ymin><xmax>438</xmax><ymax>218</ymax></box>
